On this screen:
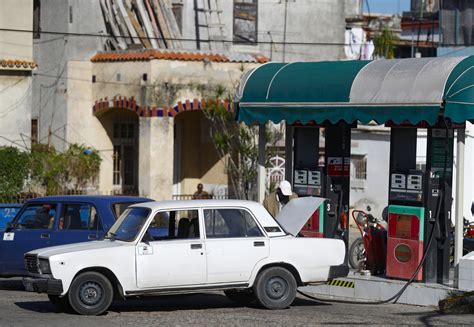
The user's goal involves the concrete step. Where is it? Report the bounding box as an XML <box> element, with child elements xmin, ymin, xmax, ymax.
<box><xmin>300</xmin><ymin>271</ymin><xmax>456</xmax><ymax>307</ymax></box>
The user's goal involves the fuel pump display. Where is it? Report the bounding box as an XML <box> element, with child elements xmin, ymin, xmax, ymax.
<box><xmin>294</xmin><ymin>168</ymin><xmax>325</xmax><ymax>237</ymax></box>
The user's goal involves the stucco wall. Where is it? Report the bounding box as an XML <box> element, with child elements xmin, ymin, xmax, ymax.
<box><xmin>0</xmin><ymin>72</ymin><xmax>32</xmax><ymax>148</ymax></box>
<box><xmin>66</xmin><ymin>61</ymin><xmax>114</xmax><ymax>193</ymax></box>
<box><xmin>92</xmin><ymin>60</ymin><xmax>257</xmax><ymax>106</ymax></box>
<box><xmin>0</xmin><ymin>0</ymin><xmax>33</xmax><ymax>150</ymax></box>
<box><xmin>175</xmin><ymin>111</ymin><xmax>227</xmax><ymax>196</ymax></box>
<box><xmin>0</xmin><ymin>0</ymin><xmax>33</xmax><ymax>61</ymax></box>
<box><xmin>139</xmin><ymin>117</ymin><xmax>174</xmax><ymax>200</ymax></box>
<box><xmin>180</xmin><ymin>0</ymin><xmax>347</xmax><ymax>61</ymax></box>
<box><xmin>350</xmin><ymin>128</ymin><xmax>391</xmax><ymax>218</ymax></box>
<box><xmin>32</xmin><ymin>0</ymin><xmax>107</xmax><ymax>150</ymax></box>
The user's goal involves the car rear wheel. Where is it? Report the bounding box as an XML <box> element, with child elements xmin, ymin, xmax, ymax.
<box><xmin>224</xmin><ymin>289</ymin><xmax>255</xmax><ymax>305</ymax></box>
<box><xmin>68</xmin><ymin>271</ymin><xmax>114</xmax><ymax>315</ymax></box>
<box><xmin>253</xmin><ymin>266</ymin><xmax>297</xmax><ymax>310</ymax></box>
<box><xmin>48</xmin><ymin>294</ymin><xmax>73</xmax><ymax>313</ymax></box>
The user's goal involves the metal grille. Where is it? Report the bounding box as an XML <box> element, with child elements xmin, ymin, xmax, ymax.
<box><xmin>25</xmin><ymin>255</ymin><xmax>39</xmax><ymax>274</ymax></box>
<box><xmin>351</xmin><ymin>155</ymin><xmax>367</xmax><ymax>180</ymax></box>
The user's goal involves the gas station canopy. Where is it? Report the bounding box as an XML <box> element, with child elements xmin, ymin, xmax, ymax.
<box><xmin>236</xmin><ymin>56</ymin><xmax>474</xmax><ymax>125</ymax></box>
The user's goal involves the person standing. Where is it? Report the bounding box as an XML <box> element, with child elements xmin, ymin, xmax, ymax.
<box><xmin>192</xmin><ymin>183</ymin><xmax>210</xmax><ymax>199</ymax></box>
<box><xmin>263</xmin><ymin>180</ymin><xmax>298</xmax><ymax>218</ymax></box>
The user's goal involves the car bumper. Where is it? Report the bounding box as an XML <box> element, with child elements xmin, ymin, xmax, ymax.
<box><xmin>328</xmin><ymin>264</ymin><xmax>349</xmax><ymax>279</ymax></box>
<box><xmin>22</xmin><ymin>277</ymin><xmax>63</xmax><ymax>295</ymax></box>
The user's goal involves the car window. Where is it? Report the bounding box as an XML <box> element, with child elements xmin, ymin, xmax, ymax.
<box><xmin>59</xmin><ymin>203</ymin><xmax>100</xmax><ymax>231</ymax></box>
<box><xmin>204</xmin><ymin>208</ymin><xmax>263</xmax><ymax>238</ymax></box>
<box><xmin>112</xmin><ymin>202</ymin><xmax>142</xmax><ymax>219</ymax></box>
<box><xmin>108</xmin><ymin>207</ymin><xmax>150</xmax><ymax>242</ymax></box>
<box><xmin>143</xmin><ymin>209</ymin><xmax>200</xmax><ymax>242</ymax></box>
<box><xmin>15</xmin><ymin>204</ymin><xmax>57</xmax><ymax>230</ymax></box>
<box><xmin>0</xmin><ymin>206</ymin><xmax>21</xmax><ymax>230</ymax></box>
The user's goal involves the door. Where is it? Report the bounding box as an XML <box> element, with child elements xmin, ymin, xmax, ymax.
<box><xmin>135</xmin><ymin>209</ymin><xmax>207</xmax><ymax>289</ymax></box>
<box><xmin>0</xmin><ymin>203</ymin><xmax>57</xmax><ymax>275</ymax></box>
<box><xmin>51</xmin><ymin>203</ymin><xmax>103</xmax><ymax>246</ymax></box>
<box><xmin>112</xmin><ymin>121</ymin><xmax>138</xmax><ymax>195</ymax></box>
<box><xmin>203</xmin><ymin>208</ymin><xmax>269</xmax><ymax>284</ymax></box>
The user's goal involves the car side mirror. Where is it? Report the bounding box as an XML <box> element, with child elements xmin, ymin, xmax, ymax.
<box><xmin>5</xmin><ymin>222</ymin><xmax>14</xmax><ymax>231</ymax></box>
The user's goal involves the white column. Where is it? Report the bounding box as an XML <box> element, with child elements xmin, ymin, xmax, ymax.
<box><xmin>258</xmin><ymin>124</ymin><xmax>266</xmax><ymax>203</ymax></box>
<box><xmin>454</xmin><ymin>128</ymin><xmax>465</xmax><ymax>288</ymax></box>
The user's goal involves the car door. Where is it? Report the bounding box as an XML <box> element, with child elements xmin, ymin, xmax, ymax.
<box><xmin>203</xmin><ymin>207</ymin><xmax>269</xmax><ymax>284</ymax></box>
<box><xmin>51</xmin><ymin>202</ymin><xmax>103</xmax><ymax>246</ymax></box>
<box><xmin>135</xmin><ymin>208</ymin><xmax>207</xmax><ymax>289</ymax></box>
<box><xmin>0</xmin><ymin>203</ymin><xmax>58</xmax><ymax>275</ymax></box>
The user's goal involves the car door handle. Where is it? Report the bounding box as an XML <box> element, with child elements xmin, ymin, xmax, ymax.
<box><xmin>88</xmin><ymin>234</ymin><xmax>98</xmax><ymax>240</ymax></box>
<box><xmin>254</xmin><ymin>241</ymin><xmax>265</xmax><ymax>247</ymax></box>
<box><xmin>41</xmin><ymin>233</ymin><xmax>50</xmax><ymax>239</ymax></box>
<box><xmin>190</xmin><ymin>244</ymin><xmax>202</xmax><ymax>249</ymax></box>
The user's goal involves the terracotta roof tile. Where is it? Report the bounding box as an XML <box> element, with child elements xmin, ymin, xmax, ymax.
<box><xmin>0</xmin><ymin>59</ymin><xmax>37</xmax><ymax>70</ymax></box>
<box><xmin>91</xmin><ymin>49</ymin><xmax>269</xmax><ymax>64</ymax></box>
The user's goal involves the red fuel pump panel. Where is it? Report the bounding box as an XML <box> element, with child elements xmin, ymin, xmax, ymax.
<box><xmin>301</xmin><ymin>208</ymin><xmax>323</xmax><ymax>238</ymax></box>
<box><xmin>386</xmin><ymin>206</ymin><xmax>425</xmax><ymax>281</ymax></box>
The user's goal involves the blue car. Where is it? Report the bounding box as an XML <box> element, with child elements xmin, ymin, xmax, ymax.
<box><xmin>0</xmin><ymin>204</ymin><xmax>22</xmax><ymax>231</ymax></box>
<box><xmin>0</xmin><ymin>195</ymin><xmax>152</xmax><ymax>277</ymax></box>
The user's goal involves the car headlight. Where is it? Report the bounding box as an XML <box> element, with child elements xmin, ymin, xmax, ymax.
<box><xmin>38</xmin><ymin>259</ymin><xmax>51</xmax><ymax>274</ymax></box>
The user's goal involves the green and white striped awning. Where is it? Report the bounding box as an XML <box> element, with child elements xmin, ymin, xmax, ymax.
<box><xmin>236</xmin><ymin>56</ymin><xmax>474</xmax><ymax>125</ymax></box>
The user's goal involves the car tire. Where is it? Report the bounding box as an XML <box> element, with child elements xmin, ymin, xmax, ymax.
<box><xmin>253</xmin><ymin>266</ymin><xmax>297</xmax><ymax>310</ymax></box>
<box><xmin>224</xmin><ymin>289</ymin><xmax>255</xmax><ymax>305</ymax></box>
<box><xmin>48</xmin><ymin>294</ymin><xmax>73</xmax><ymax>313</ymax></box>
<box><xmin>68</xmin><ymin>271</ymin><xmax>114</xmax><ymax>315</ymax></box>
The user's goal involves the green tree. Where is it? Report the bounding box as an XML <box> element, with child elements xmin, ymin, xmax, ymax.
<box><xmin>29</xmin><ymin>144</ymin><xmax>102</xmax><ymax>195</ymax></box>
<box><xmin>373</xmin><ymin>27</ymin><xmax>398</xmax><ymax>59</ymax></box>
<box><xmin>0</xmin><ymin>147</ymin><xmax>30</xmax><ymax>201</ymax></box>
<box><xmin>202</xmin><ymin>93</ymin><xmax>259</xmax><ymax>200</ymax></box>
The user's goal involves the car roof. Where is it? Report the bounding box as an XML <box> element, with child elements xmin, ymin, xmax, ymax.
<box><xmin>131</xmin><ymin>199</ymin><xmax>263</xmax><ymax>211</ymax></box>
<box><xmin>26</xmin><ymin>195</ymin><xmax>153</xmax><ymax>204</ymax></box>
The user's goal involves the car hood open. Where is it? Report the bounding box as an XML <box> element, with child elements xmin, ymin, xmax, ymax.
<box><xmin>275</xmin><ymin>197</ymin><xmax>325</xmax><ymax>236</ymax></box>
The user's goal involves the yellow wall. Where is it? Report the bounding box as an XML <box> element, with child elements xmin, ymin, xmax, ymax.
<box><xmin>176</xmin><ymin>111</ymin><xmax>227</xmax><ymax>195</ymax></box>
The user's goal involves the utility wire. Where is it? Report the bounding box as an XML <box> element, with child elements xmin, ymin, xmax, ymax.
<box><xmin>0</xmin><ymin>27</ymin><xmax>365</xmax><ymax>47</ymax></box>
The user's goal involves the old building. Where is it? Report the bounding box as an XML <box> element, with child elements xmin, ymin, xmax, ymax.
<box><xmin>29</xmin><ymin>0</ymin><xmax>356</xmax><ymax>200</ymax></box>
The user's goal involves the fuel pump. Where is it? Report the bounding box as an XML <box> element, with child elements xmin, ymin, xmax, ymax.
<box><xmin>324</xmin><ymin>123</ymin><xmax>351</xmax><ymax>244</ymax></box>
<box><xmin>291</xmin><ymin>127</ymin><xmax>325</xmax><ymax>238</ymax></box>
<box><xmin>288</xmin><ymin>122</ymin><xmax>351</xmax><ymax>249</ymax></box>
<box><xmin>386</xmin><ymin>125</ymin><xmax>453</xmax><ymax>284</ymax></box>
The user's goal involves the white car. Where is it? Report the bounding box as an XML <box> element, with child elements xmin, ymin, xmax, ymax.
<box><xmin>23</xmin><ymin>198</ymin><xmax>347</xmax><ymax>315</ymax></box>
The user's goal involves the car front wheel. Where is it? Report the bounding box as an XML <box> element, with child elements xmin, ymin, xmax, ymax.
<box><xmin>253</xmin><ymin>266</ymin><xmax>297</xmax><ymax>310</ymax></box>
<box><xmin>68</xmin><ymin>271</ymin><xmax>114</xmax><ymax>315</ymax></box>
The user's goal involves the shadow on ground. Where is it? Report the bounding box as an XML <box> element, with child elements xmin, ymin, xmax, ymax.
<box><xmin>15</xmin><ymin>292</ymin><xmax>329</xmax><ymax>315</ymax></box>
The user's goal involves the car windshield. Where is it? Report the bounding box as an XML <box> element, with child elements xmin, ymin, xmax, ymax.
<box><xmin>107</xmin><ymin>207</ymin><xmax>150</xmax><ymax>242</ymax></box>
<box><xmin>0</xmin><ymin>206</ymin><xmax>21</xmax><ymax>230</ymax></box>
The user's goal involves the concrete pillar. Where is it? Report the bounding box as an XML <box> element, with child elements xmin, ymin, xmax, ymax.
<box><xmin>258</xmin><ymin>124</ymin><xmax>266</xmax><ymax>203</ymax></box>
<box><xmin>454</xmin><ymin>128</ymin><xmax>465</xmax><ymax>288</ymax></box>
<box><xmin>139</xmin><ymin>117</ymin><xmax>174</xmax><ymax>200</ymax></box>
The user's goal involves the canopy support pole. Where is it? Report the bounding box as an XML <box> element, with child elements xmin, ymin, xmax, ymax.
<box><xmin>454</xmin><ymin>128</ymin><xmax>465</xmax><ymax>288</ymax></box>
<box><xmin>258</xmin><ymin>124</ymin><xmax>266</xmax><ymax>203</ymax></box>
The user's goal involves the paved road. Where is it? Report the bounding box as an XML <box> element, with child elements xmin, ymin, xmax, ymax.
<box><xmin>0</xmin><ymin>279</ymin><xmax>472</xmax><ymax>326</ymax></box>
